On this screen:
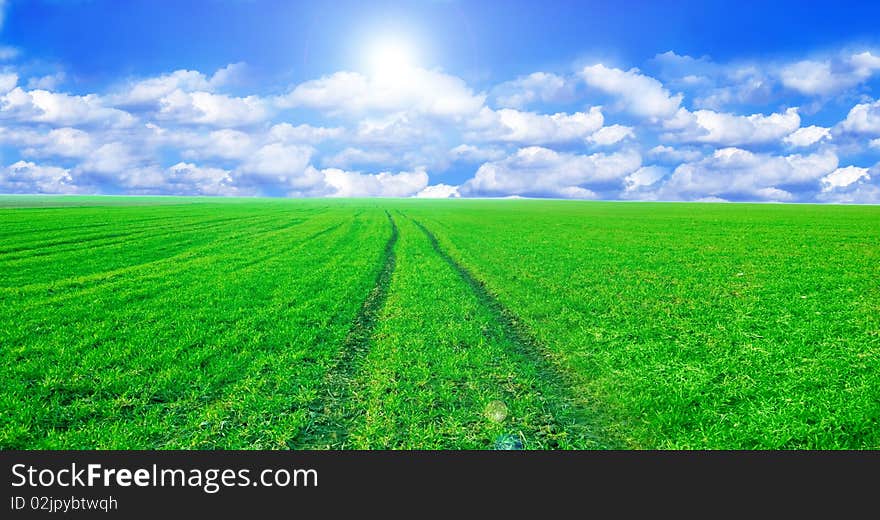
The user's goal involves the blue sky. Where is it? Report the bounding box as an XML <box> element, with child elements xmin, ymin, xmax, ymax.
<box><xmin>1</xmin><ymin>0</ymin><xmax>879</xmax><ymax>201</ymax></box>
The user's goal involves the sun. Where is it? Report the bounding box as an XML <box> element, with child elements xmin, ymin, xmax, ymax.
<box><xmin>367</xmin><ymin>39</ymin><xmax>417</xmax><ymax>80</ymax></box>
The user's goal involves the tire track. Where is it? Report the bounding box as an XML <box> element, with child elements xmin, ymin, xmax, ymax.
<box><xmin>410</xmin><ymin>218</ymin><xmax>620</xmax><ymax>449</ymax></box>
<box><xmin>293</xmin><ymin>211</ymin><xmax>398</xmax><ymax>449</ymax></box>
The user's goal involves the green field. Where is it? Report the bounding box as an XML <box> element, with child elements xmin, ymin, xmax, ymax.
<box><xmin>1</xmin><ymin>196</ymin><xmax>878</xmax><ymax>449</ymax></box>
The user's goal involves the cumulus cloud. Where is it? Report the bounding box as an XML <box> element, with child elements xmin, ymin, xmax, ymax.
<box><xmin>468</xmin><ymin>106</ymin><xmax>604</xmax><ymax>144</ymax></box>
<box><xmin>620</xmin><ymin>166</ymin><xmax>668</xmax><ymax>200</ymax></box>
<box><xmin>0</xmin><ymin>48</ymin><xmax>877</xmax><ymax>202</ymax></box>
<box><xmin>156</xmin><ymin>90</ymin><xmax>269</xmax><ymax>126</ymax></box>
<box><xmin>279</xmin><ymin>68</ymin><xmax>485</xmax><ymax>118</ymax></box>
<box><xmin>821</xmin><ymin>165</ymin><xmax>870</xmax><ymax>191</ymax></box>
<box><xmin>1</xmin><ymin>87</ymin><xmax>135</xmax><ymax>127</ymax></box>
<box><xmin>580</xmin><ymin>64</ymin><xmax>682</xmax><ymax>119</ymax></box>
<box><xmin>624</xmin><ymin>165</ymin><xmax>667</xmax><ymax>190</ymax></box>
<box><xmin>659</xmin><ymin>148</ymin><xmax>839</xmax><ymax>201</ymax></box>
<box><xmin>666</xmin><ymin>107</ymin><xmax>801</xmax><ymax>145</ymax></box>
<box><xmin>780</xmin><ymin>52</ymin><xmax>880</xmax><ymax>96</ymax></box>
<box><xmin>77</xmin><ymin>142</ymin><xmax>141</xmax><ymax>176</ymax></box>
<box><xmin>0</xmin><ymin>160</ymin><xmax>83</xmax><ymax>194</ymax></box>
<box><xmin>648</xmin><ymin>145</ymin><xmax>704</xmax><ymax>163</ymax></box>
<box><xmin>323</xmin><ymin>147</ymin><xmax>396</xmax><ymax>168</ymax></box>
<box><xmin>816</xmin><ymin>163</ymin><xmax>879</xmax><ymax>203</ymax></box>
<box><xmin>28</xmin><ymin>127</ymin><xmax>93</xmax><ymax>158</ymax></box>
<box><xmin>461</xmin><ymin>146</ymin><xmax>641</xmax><ymax>198</ymax></box>
<box><xmin>113</xmin><ymin>70</ymin><xmax>213</xmax><ymax>107</ymax></box>
<box><xmin>176</xmin><ymin>129</ymin><xmax>256</xmax><ymax>160</ymax></box>
<box><xmin>208</xmin><ymin>62</ymin><xmax>247</xmax><ymax>88</ymax></box>
<box><xmin>351</xmin><ymin>112</ymin><xmax>433</xmax><ymax>146</ymax></box>
<box><xmin>416</xmin><ymin>183</ymin><xmax>460</xmax><ymax>198</ymax></box>
<box><xmin>448</xmin><ymin>144</ymin><xmax>507</xmax><ymax>162</ymax></box>
<box><xmin>26</xmin><ymin>72</ymin><xmax>66</xmax><ymax>91</ymax></box>
<box><xmin>268</xmin><ymin>123</ymin><xmax>344</xmax><ymax>144</ymax></box>
<box><xmin>0</xmin><ymin>72</ymin><xmax>16</xmax><ymax>93</ymax></box>
<box><xmin>588</xmin><ymin>124</ymin><xmax>634</xmax><ymax>146</ymax></box>
<box><xmin>321</xmin><ymin>167</ymin><xmax>429</xmax><ymax>197</ymax></box>
<box><xmin>837</xmin><ymin>99</ymin><xmax>880</xmax><ymax>135</ymax></box>
<box><xmin>492</xmin><ymin>72</ymin><xmax>573</xmax><ymax>108</ymax></box>
<box><xmin>112</xmin><ymin>64</ymin><xmax>247</xmax><ymax>106</ymax></box>
<box><xmin>784</xmin><ymin>125</ymin><xmax>831</xmax><ymax>147</ymax></box>
<box><xmin>238</xmin><ymin>143</ymin><xmax>313</xmax><ymax>180</ymax></box>
<box><xmin>653</xmin><ymin>49</ymin><xmax>880</xmax><ymax>112</ymax></box>
<box><xmin>652</xmin><ymin>52</ymin><xmax>773</xmax><ymax>110</ymax></box>
<box><xmin>0</xmin><ymin>126</ymin><xmax>94</xmax><ymax>158</ymax></box>
<box><xmin>165</xmin><ymin>162</ymin><xmax>244</xmax><ymax>196</ymax></box>
<box><xmin>816</xmin><ymin>179</ymin><xmax>880</xmax><ymax>203</ymax></box>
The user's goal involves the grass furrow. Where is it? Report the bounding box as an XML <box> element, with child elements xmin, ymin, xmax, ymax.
<box><xmin>294</xmin><ymin>212</ymin><xmax>398</xmax><ymax>449</ymax></box>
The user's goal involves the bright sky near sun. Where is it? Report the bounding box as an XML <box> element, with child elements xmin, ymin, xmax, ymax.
<box><xmin>1</xmin><ymin>0</ymin><xmax>880</xmax><ymax>201</ymax></box>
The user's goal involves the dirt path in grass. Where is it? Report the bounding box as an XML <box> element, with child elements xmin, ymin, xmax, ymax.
<box><xmin>293</xmin><ymin>211</ymin><xmax>398</xmax><ymax>448</ymax></box>
<box><xmin>409</xmin><ymin>218</ymin><xmax>621</xmax><ymax>449</ymax></box>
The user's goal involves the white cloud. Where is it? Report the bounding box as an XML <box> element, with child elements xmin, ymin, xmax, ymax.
<box><xmin>27</xmin><ymin>72</ymin><xmax>66</xmax><ymax>91</ymax></box>
<box><xmin>0</xmin><ymin>160</ymin><xmax>82</xmax><ymax>194</ymax></box>
<box><xmin>555</xmin><ymin>186</ymin><xmax>599</xmax><ymax>199</ymax></box>
<box><xmin>648</xmin><ymin>145</ymin><xmax>704</xmax><ymax>163</ymax></box>
<box><xmin>178</xmin><ymin>129</ymin><xmax>255</xmax><ymax>160</ymax></box>
<box><xmin>652</xmin><ymin>51</ymin><xmax>718</xmax><ymax>81</ymax></box>
<box><xmin>579</xmin><ymin>64</ymin><xmax>682</xmax><ymax>119</ymax></box>
<box><xmin>165</xmin><ymin>162</ymin><xmax>243</xmax><ymax>196</ymax></box>
<box><xmin>624</xmin><ymin>165</ymin><xmax>667</xmax><ymax>191</ymax></box>
<box><xmin>279</xmin><ymin>68</ymin><xmax>485</xmax><ymax>118</ymax></box>
<box><xmin>837</xmin><ymin>99</ymin><xmax>880</xmax><ymax>135</ymax></box>
<box><xmin>461</xmin><ymin>146</ymin><xmax>641</xmax><ymax>197</ymax></box>
<box><xmin>78</xmin><ymin>142</ymin><xmax>140</xmax><ymax>175</ymax></box>
<box><xmin>114</xmin><ymin>70</ymin><xmax>213</xmax><ymax>106</ymax></box>
<box><xmin>784</xmin><ymin>125</ymin><xmax>831</xmax><ymax>147</ymax></box>
<box><xmin>0</xmin><ymin>50</ymin><xmax>877</xmax><ymax>202</ymax></box>
<box><xmin>0</xmin><ymin>126</ymin><xmax>94</xmax><ymax>158</ymax></box>
<box><xmin>696</xmin><ymin>68</ymin><xmax>772</xmax><ymax>110</ymax></box>
<box><xmin>667</xmin><ymin>107</ymin><xmax>801</xmax><ymax>145</ymax></box>
<box><xmin>113</xmin><ymin>64</ymin><xmax>246</xmax><ymax>106</ymax></box>
<box><xmin>448</xmin><ymin>144</ymin><xmax>507</xmax><ymax>162</ymax></box>
<box><xmin>415</xmin><ymin>183</ymin><xmax>460</xmax><ymax>198</ymax></box>
<box><xmin>1</xmin><ymin>87</ymin><xmax>135</xmax><ymax>127</ymax></box>
<box><xmin>821</xmin><ymin>166</ymin><xmax>870</xmax><ymax>191</ymax></box>
<box><xmin>238</xmin><ymin>143</ymin><xmax>313</xmax><ymax>179</ymax></box>
<box><xmin>157</xmin><ymin>90</ymin><xmax>269</xmax><ymax>126</ymax></box>
<box><xmin>660</xmin><ymin>148</ymin><xmax>838</xmax><ymax>201</ymax></box>
<box><xmin>780</xmin><ymin>61</ymin><xmax>841</xmax><ymax>96</ymax></box>
<box><xmin>209</xmin><ymin>62</ymin><xmax>247</xmax><ymax>88</ymax></box>
<box><xmin>268</xmin><ymin>123</ymin><xmax>344</xmax><ymax>144</ymax></box>
<box><xmin>323</xmin><ymin>147</ymin><xmax>395</xmax><ymax>168</ymax></box>
<box><xmin>0</xmin><ymin>72</ymin><xmax>17</xmax><ymax>93</ymax></box>
<box><xmin>780</xmin><ymin>52</ymin><xmax>880</xmax><ymax>96</ymax></box>
<box><xmin>588</xmin><ymin>124</ymin><xmax>634</xmax><ymax>146</ymax></box>
<box><xmin>652</xmin><ymin>52</ymin><xmax>773</xmax><ymax>110</ymax></box>
<box><xmin>29</xmin><ymin>127</ymin><xmax>93</xmax><ymax>158</ymax></box>
<box><xmin>321</xmin><ymin>167</ymin><xmax>429</xmax><ymax>197</ymax></box>
<box><xmin>469</xmin><ymin>106</ymin><xmax>604</xmax><ymax>144</ymax></box>
<box><xmin>352</xmin><ymin>112</ymin><xmax>432</xmax><ymax>145</ymax></box>
<box><xmin>816</xmin><ymin>180</ymin><xmax>880</xmax><ymax>203</ymax></box>
<box><xmin>492</xmin><ymin>72</ymin><xmax>573</xmax><ymax>108</ymax></box>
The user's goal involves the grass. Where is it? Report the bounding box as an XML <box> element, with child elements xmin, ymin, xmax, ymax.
<box><xmin>1</xmin><ymin>196</ymin><xmax>878</xmax><ymax>449</ymax></box>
